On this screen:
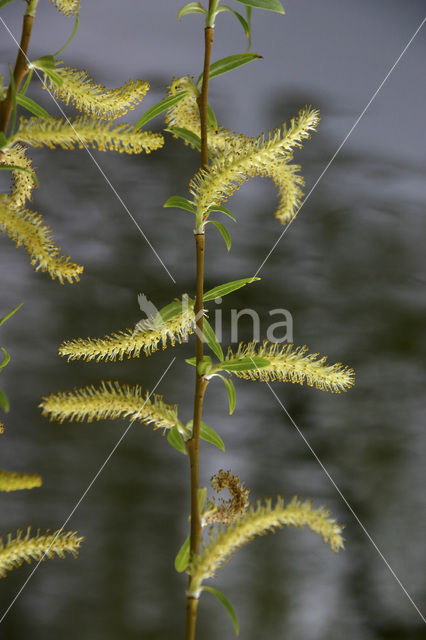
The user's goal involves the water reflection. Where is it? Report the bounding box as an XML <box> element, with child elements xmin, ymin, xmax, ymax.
<box><xmin>0</xmin><ymin>82</ymin><xmax>424</xmax><ymax>640</ymax></box>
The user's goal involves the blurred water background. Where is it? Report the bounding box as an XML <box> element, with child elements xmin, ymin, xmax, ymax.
<box><xmin>0</xmin><ymin>1</ymin><xmax>425</xmax><ymax>639</ymax></box>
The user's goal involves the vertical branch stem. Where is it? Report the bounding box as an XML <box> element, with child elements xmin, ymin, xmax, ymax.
<box><xmin>185</xmin><ymin>8</ymin><xmax>215</xmax><ymax>640</ymax></box>
<box><xmin>0</xmin><ymin>1</ymin><xmax>38</xmax><ymax>134</ymax></box>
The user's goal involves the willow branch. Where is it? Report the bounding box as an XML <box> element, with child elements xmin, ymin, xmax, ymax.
<box><xmin>185</xmin><ymin>6</ymin><xmax>215</xmax><ymax>640</ymax></box>
<box><xmin>0</xmin><ymin>1</ymin><xmax>38</xmax><ymax>134</ymax></box>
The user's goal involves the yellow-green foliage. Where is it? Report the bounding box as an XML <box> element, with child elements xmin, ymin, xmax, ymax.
<box><xmin>0</xmin><ymin>469</ymin><xmax>42</xmax><ymax>492</ymax></box>
<box><xmin>10</xmin><ymin>116</ymin><xmax>164</xmax><ymax>154</ymax></box>
<box><xmin>189</xmin><ymin>496</ymin><xmax>344</xmax><ymax>596</ymax></box>
<box><xmin>40</xmin><ymin>381</ymin><xmax>184</xmax><ymax>431</ymax></box>
<box><xmin>167</xmin><ymin>77</ymin><xmax>317</xmax><ymax>224</ymax></box>
<box><xmin>0</xmin><ymin>528</ymin><xmax>83</xmax><ymax>578</ymax></box>
<box><xmin>50</xmin><ymin>0</ymin><xmax>80</xmax><ymax>16</ymax></box>
<box><xmin>1</xmin><ymin>145</ymin><xmax>36</xmax><ymax>210</ymax></box>
<box><xmin>225</xmin><ymin>341</ymin><xmax>355</xmax><ymax>393</ymax></box>
<box><xmin>47</xmin><ymin>64</ymin><xmax>150</xmax><ymax>120</ymax></box>
<box><xmin>58</xmin><ymin>298</ymin><xmax>195</xmax><ymax>362</ymax></box>
<box><xmin>0</xmin><ymin>195</ymin><xmax>83</xmax><ymax>284</ymax></box>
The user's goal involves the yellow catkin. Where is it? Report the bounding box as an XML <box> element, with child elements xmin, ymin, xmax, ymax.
<box><xmin>47</xmin><ymin>65</ymin><xmax>150</xmax><ymax>119</ymax></box>
<box><xmin>190</xmin><ymin>107</ymin><xmax>320</xmax><ymax>217</ymax></box>
<box><xmin>58</xmin><ymin>298</ymin><xmax>195</xmax><ymax>362</ymax></box>
<box><xmin>0</xmin><ymin>470</ymin><xmax>42</xmax><ymax>492</ymax></box>
<box><xmin>50</xmin><ymin>0</ymin><xmax>80</xmax><ymax>16</ymax></box>
<box><xmin>40</xmin><ymin>380</ymin><xmax>185</xmax><ymax>431</ymax></box>
<box><xmin>225</xmin><ymin>341</ymin><xmax>355</xmax><ymax>393</ymax></box>
<box><xmin>189</xmin><ymin>496</ymin><xmax>344</xmax><ymax>596</ymax></box>
<box><xmin>10</xmin><ymin>116</ymin><xmax>164</xmax><ymax>155</ymax></box>
<box><xmin>0</xmin><ymin>528</ymin><xmax>83</xmax><ymax>578</ymax></box>
<box><xmin>166</xmin><ymin>78</ymin><xmax>317</xmax><ymax>224</ymax></box>
<box><xmin>0</xmin><ymin>145</ymin><xmax>36</xmax><ymax>210</ymax></box>
<box><xmin>0</xmin><ymin>195</ymin><xmax>83</xmax><ymax>284</ymax></box>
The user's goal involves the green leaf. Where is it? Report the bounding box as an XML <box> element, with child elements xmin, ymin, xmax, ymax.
<box><xmin>198</xmin><ymin>487</ymin><xmax>207</xmax><ymax>513</ymax></box>
<box><xmin>8</xmin><ymin>65</ymin><xmax>17</xmax><ymax>136</ymax></box>
<box><xmin>163</xmin><ymin>195</ymin><xmax>195</xmax><ymax>214</ymax></box>
<box><xmin>0</xmin><ymin>389</ymin><xmax>9</xmax><ymax>413</ymax></box>
<box><xmin>202</xmin><ymin>586</ymin><xmax>239</xmax><ymax>635</ymax></box>
<box><xmin>233</xmin><ymin>0</ymin><xmax>284</xmax><ymax>13</ymax></box>
<box><xmin>216</xmin><ymin>5</ymin><xmax>250</xmax><ymax>39</ymax></box>
<box><xmin>197</xmin><ymin>355</ymin><xmax>213</xmax><ymax>376</ymax></box>
<box><xmin>134</xmin><ymin>91</ymin><xmax>188</xmax><ymax>131</ymax></box>
<box><xmin>209</xmin><ymin>220</ymin><xmax>231</xmax><ymax>251</ymax></box>
<box><xmin>16</xmin><ymin>94</ymin><xmax>52</xmax><ymax>120</ymax></box>
<box><xmin>206</xmin><ymin>204</ymin><xmax>236</xmax><ymax>222</ymax></box>
<box><xmin>0</xmin><ymin>165</ymin><xmax>39</xmax><ymax>187</ymax></box>
<box><xmin>166</xmin><ymin>126</ymin><xmax>201</xmax><ymax>152</ymax></box>
<box><xmin>221</xmin><ymin>356</ymin><xmax>270</xmax><ymax>372</ymax></box>
<box><xmin>152</xmin><ymin>297</ymin><xmax>193</xmax><ymax>327</ymax></box>
<box><xmin>186</xmin><ymin>419</ymin><xmax>225</xmax><ymax>452</ymax></box>
<box><xmin>207</xmin><ymin>102</ymin><xmax>218</xmax><ymax>130</ymax></box>
<box><xmin>32</xmin><ymin>55</ymin><xmax>56</xmax><ymax>69</ymax></box>
<box><xmin>167</xmin><ymin>425</ymin><xmax>187</xmax><ymax>455</ymax></box>
<box><xmin>197</xmin><ymin>53</ymin><xmax>261</xmax><ymax>88</ymax></box>
<box><xmin>217</xmin><ymin>375</ymin><xmax>236</xmax><ymax>415</ymax></box>
<box><xmin>202</xmin><ymin>317</ymin><xmax>224</xmax><ymax>361</ymax></box>
<box><xmin>0</xmin><ymin>0</ymin><xmax>21</xmax><ymax>10</ymax></box>
<box><xmin>0</xmin><ymin>304</ymin><xmax>22</xmax><ymax>327</ymax></box>
<box><xmin>204</xmin><ymin>277</ymin><xmax>260</xmax><ymax>302</ymax></box>
<box><xmin>178</xmin><ymin>1</ymin><xmax>207</xmax><ymax>19</ymax></box>
<box><xmin>174</xmin><ymin>535</ymin><xmax>190</xmax><ymax>573</ymax></box>
<box><xmin>54</xmin><ymin>14</ymin><xmax>80</xmax><ymax>56</ymax></box>
<box><xmin>0</xmin><ymin>348</ymin><xmax>10</xmax><ymax>371</ymax></box>
<box><xmin>0</xmin><ymin>132</ymin><xmax>7</xmax><ymax>150</ymax></box>
<box><xmin>200</xmin><ymin>421</ymin><xmax>225</xmax><ymax>451</ymax></box>
<box><xmin>42</xmin><ymin>67</ymin><xmax>64</xmax><ymax>88</ymax></box>
<box><xmin>19</xmin><ymin>69</ymin><xmax>33</xmax><ymax>96</ymax></box>
<box><xmin>185</xmin><ymin>356</ymin><xmax>197</xmax><ymax>366</ymax></box>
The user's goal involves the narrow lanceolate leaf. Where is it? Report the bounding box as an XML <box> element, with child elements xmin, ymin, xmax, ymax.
<box><xmin>167</xmin><ymin>425</ymin><xmax>187</xmax><ymax>455</ymax></box>
<box><xmin>216</xmin><ymin>5</ymin><xmax>250</xmax><ymax>40</ymax></box>
<box><xmin>202</xmin><ymin>586</ymin><xmax>240</xmax><ymax>636</ymax></box>
<box><xmin>204</xmin><ymin>277</ymin><xmax>260</xmax><ymax>302</ymax></box>
<box><xmin>0</xmin><ymin>390</ymin><xmax>10</xmax><ymax>413</ymax></box>
<box><xmin>58</xmin><ymin>296</ymin><xmax>195</xmax><ymax>361</ymax></box>
<box><xmin>40</xmin><ymin>381</ymin><xmax>185</xmax><ymax>431</ymax></box>
<box><xmin>163</xmin><ymin>196</ymin><xmax>195</xmax><ymax>213</ymax></box>
<box><xmin>9</xmin><ymin>116</ymin><xmax>164</xmax><ymax>155</ymax></box>
<box><xmin>16</xmin><ymin>94</ymin><xmax>52</xmax><ymax>120</ymax></box>
<box><xmin>8</xmin><ymin>65</ymin><xmax>17</xmax><ymax>135</ymax></box>
<box><xmin>174</xmin><ymin>535</ymin><xmax>190</xmax><ymax>573</ymax></box>
<box><xmin>0</xmin><ymin>195</ymin><xmax>83</xmax><ymax>284</ymax></box>
<box><xmin>190</xmin><ymin>106</ymin><xmax>320</xmax><ymax>218</ymax></box>
<box><xmin>188</xmin><ymin>497</ymin><xmax>344</xmax><ymax>595</ymax></box>
<box><xmin>134</xmin><ymin>91</ymin><xmax>188</xmax><ymax>130</ymax></box>
<box><xmin>178</xmin><ymin>2</ymin><xmax>207</xmax><ymax>20</ymax></box>
<box><xmin>197</xmin><ymin>53</ymin><xmax>261</xmax><ymax>88</ymax></box>
<box><xmin>0</xmin><ymin>303</ymin><xmax>22</xmax><ymax>327</ymax></box>
<box><xmin>225</xmin><ymin>341</ymin><xmax>355</xmax><ymax>392</ymax></box>
<box><xmin>218</xmin><ymin>375</ymin><xmax>236</xmax><ymax>415</ymax></box>
<box><xmin>206</xmin><ymin>102</ymin><xmax>218</xmax><ymax>130</ymax></box>
<box><xmin>1</xmin><ymin>146</ymin><xmax>37</xmax><ymax>209</ymax></box>
<box><xmin>233</xmin><ymin>0</ymin><xmax>285</xmax><ymax>13</ymax></box>
<box><xmin>0</xmin><ymin>528</ymin><xmax>83</xmax><ymax>578</ymax></box>
<box><xmin>209</xmin><ymin>220</ymin><xmax>231</xmax><ymax>251</ymax></box>
<box><xmin>207</xmin><ymin>204</ymin><xmax>236</xmax><ymax>222</ymax></box>
<box><xmin>43</xmin><ymin>64</ymin><xmax>150</xmax><ymax>120</ymax></box>
<box><xmin>49</xmin><ymin>0</ymin><xmax>81</xmax><ymax>17</ymax></box>
<box><xmin>0</xmin><ymin>470</ymin><xmax>42</xmax><ymax>492</ymax></box>
<box><xmin>202</xmin><ymin>317</ymin><xmax>224</xmax><ymax>361</ymax></box>
<box><xmin>0</xmin><ymin>348</ymin><xmax>10</xmax><ymax>371</ymax></box>
<box><xmin>166</xmin><ymin>126</ymin><xmax>203</xmax><ymax>153</ymax></box>
<box><xmin>186</xmin><ymin>420</ymin><xmax>225</xmax><ymax>451</ymax></box>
